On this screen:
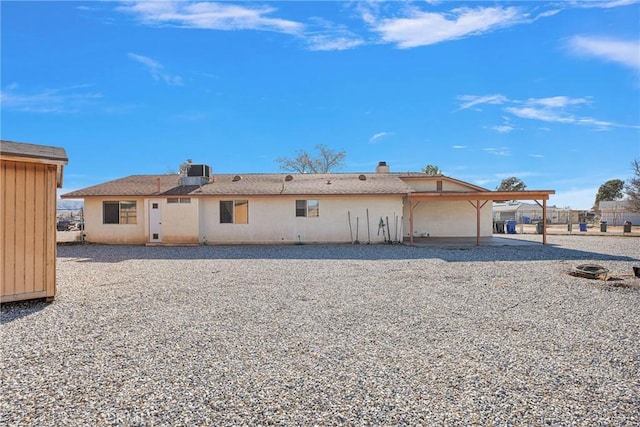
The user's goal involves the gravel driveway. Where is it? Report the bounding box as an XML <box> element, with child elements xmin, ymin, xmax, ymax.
<box><xmin>2</xmin><ymin>236</ymin><xmax>639</xmax><ymax>426</ymax></box>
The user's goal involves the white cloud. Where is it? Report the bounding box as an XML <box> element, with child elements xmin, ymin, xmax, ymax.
<box><xmin>118</xmin><ymin>1</ymin><xmax>303</xmax><ymax>34</ymax></box>
<box><xmin>505</xmin><ymin>106</ymin><xmax>617</xmax><ymax>129</ymax></box>
<box><xmin>459</xmin><ymin>93</ymin><xmax>636</xmax><ymax>130</ymax></box>
<box><xmin>456</xmin><ymin>94</ymin><xmax>508</xmax><ymax>111</ymax></box>
<box><xmin>119</xmin><ymin>1</ymin><xmax>364</xmax><ymax>51</ymax></box>
<box><xmin>128</xmin><ymin>53</ymin><xmax>183</xmax><ymax>86</ymax></box>
<box><xmin>304</xmin><ymin>17</ymin><xmax>365</xmax><ymax>51</ymax></box>
<box><xmin>483</xmin><ymin>147</ymin><xmax>511</xmax><ymax>156</ymax></box>
<box><xmin>529</xmin><ymin>154</ymin><xmax>544</xmax><ymax>158</ymax></box>
<box><xmin>572</xmin><ymin>0</ymin><xmax>640</xmax><ymax>9</ymax></box>
<box><xmin>369</xmin><ymin>132</ymin><xmax>392</xmax><ymax>143</ymax></box>
<box><xmin>527</xmin><ymin>96</ymin><xmax>591</xmax><ymax>108</ymax></box>
<box><xmin>306</xmin><ymin>34</ymin><xmax>364</xmax><ymax>51</ymax></box>
<box><xmin>370</xmin><ymin>6</ymin><xmax>524</xmax><ymax>48</ymax></box>
<box><xmin>492</xmin><ymin>125</ymin><xmax>514</xmax><ymax>133</ymax></box>
<box><xmin>452</xmin><ymin>145</ymin><xmax>468</xmax><ymax>149</ymax></box>
<box><xmin>567</xmin><ymin>36</ymin><xmax>640</xmax><ymax>72</ymax></box>
<box><xmin>0</xmin><ymin>84</ymin><xmax>102</xmax><ymax>113</ymax></box>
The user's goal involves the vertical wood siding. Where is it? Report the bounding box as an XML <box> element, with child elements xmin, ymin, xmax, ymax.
<box><xmin>1</xmin><ymin>160</ymin><xmax>57</xmax><ymax>302</ymax></box>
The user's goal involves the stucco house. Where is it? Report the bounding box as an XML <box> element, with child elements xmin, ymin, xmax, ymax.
<box><xmin>493</xmin><ymin>202</ymin><xmax>583</xmax><ymax>225</ymax></box>
<box><xmin>61</xmin><ymin>161</ymin><xmax>555</xmax><ymax>245</ymax></box>
<box><xmin>599</xmin><ymin>200</ymin><xmax>640</xmax><ymax>226</ymax></box>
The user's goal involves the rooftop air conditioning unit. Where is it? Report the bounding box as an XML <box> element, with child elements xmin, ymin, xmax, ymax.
<box><xmin>187</xmin><ymin>164</ymin><xmax>211</xmax><ymax>178</ymax></box>
<box><xmin>179</xmin><ymin>161</ymin><xmax>212</xmax><ymax>186</ymax></box>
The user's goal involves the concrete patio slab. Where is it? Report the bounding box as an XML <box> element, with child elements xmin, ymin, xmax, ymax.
<box><xmin>405</xmin><ymin>236</ymin><xmax>539</xmax><ymax>247</ymax></box>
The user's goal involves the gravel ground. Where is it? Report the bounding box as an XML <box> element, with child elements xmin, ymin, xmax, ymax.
<box><xmin>2</xmin><ymin>236</ymin><xmax>640</xmax><ymax>426</ymax></box>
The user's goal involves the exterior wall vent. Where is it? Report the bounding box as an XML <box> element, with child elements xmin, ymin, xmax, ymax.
<box><xmin>358</xmin><ymin>174</ymin><xmax>367</xmax><ymax>181</ymax></box>
<box><xmin>285</xmin><ymin>175</ymin><xmax>293</xmax><ymax>181</ymax></box>
<box><xmin>232</xmin><ymin>175</ymin><xmax>242</xmax><ymax>182</ymax></box>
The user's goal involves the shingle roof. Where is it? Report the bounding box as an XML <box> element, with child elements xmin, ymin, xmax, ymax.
<box><xmin>1</xmin><ymin>140</ymin><xmax>68</xmax><ymax>163</ymax></box>
<box><xmin>61</xmin><ymin>173</ymin><xmax>416</xmax><ymax>198</ymax></box>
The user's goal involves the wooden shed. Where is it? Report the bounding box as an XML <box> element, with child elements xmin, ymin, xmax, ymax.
<box><xmin>1</xmin><ymin>140</ymin><xmax>68</xmax><ymax>303</ymax></box>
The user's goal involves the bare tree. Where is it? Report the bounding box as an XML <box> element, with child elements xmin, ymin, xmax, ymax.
<box><xmin>276</xmin><ymin>144</ymin><xmax>346</xmax><ymax>173</ymax></box>
<box><xmin>626</xmin><ymin>159</ymin><xmax>640</xmax><ymax>213</ymax></box>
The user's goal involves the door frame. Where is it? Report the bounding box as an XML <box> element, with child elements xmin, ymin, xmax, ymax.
<box><xmin>148</xmin><ymin>199</ymin><xmax>162</xmax><ymax>243</ymax></box>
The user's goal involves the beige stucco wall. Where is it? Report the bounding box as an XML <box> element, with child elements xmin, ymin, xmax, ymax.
<box><xmin>200</xmin><ymin>195</ymin><xmax>403</xmax><ymax>244</ymax></box>
<box><xmin>84</xmin><ymin>197</ymin><xmax>147</xmax><ymax>244</ymax></box>
<box><xmin>83</xmin><ymin>193</ymin><xmax>495</xmax><ymax>244</ymax></box>
<box><xmin>403</xmin><ymin>200</ymin><xmax>493</xmax><ymax>238</ymax></box>
<box><xmin>159</xmin><ymin>199</ymin><xmax>200</xmax><ymax>244</ymax></box>
<box><xmin>403</xmin><ymin>179</ymin><xmax>476</xmax><ymax>192</ymax></box>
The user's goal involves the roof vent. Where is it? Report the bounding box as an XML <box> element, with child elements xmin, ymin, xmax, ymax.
<box><xmin>285</xmin><ymin>175</ymin><xmax>293</xmax><ymax>181</ymax></box>
<box><xmin>232</xmin><ymin>175</ymin><xmax>242</xmax><ymax>182</ymax></box>
<box><xmin>376</xmin><ymin>161</ymin><xmax>389</xmax><ymax>174</ymax></box>
<box><xmin>358</xmin><ymin>174</ymin><xmax>367</xmax><ymax>181</ymax></box>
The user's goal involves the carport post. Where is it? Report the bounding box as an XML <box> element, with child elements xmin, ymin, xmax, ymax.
<box><xmin>543</xmin><ymin>199</ymin><xmax>547</xmax><ymax>245</ymax></box>
<box><xmin>468</xmin><ymin>199</ymin><xmax>488</xmax><ymax>246</ymax></box>
<box><xmin>409</xmin><ymin>198</ymin><xmax>415</xmax><ymax>246</ymax></box>
<box><xmin>534</xmin><ymin>199</ymin><xmax>548</xmax><ymax>245</ymax></box>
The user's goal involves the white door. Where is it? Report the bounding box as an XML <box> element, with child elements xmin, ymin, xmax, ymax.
<box><xmin>149</xmin><ymin>200</ymin><xmax>162</xmax><ymax>243</ymax></box>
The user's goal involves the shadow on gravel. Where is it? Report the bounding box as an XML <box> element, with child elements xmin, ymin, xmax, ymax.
<box><xmin>57</xmin><ymin>243</ymin><xmax>639</xmax><ymax>263</ymax></box>
<box><xmin>1</xmin><ymin>299</ymin><xmax>50</xmax><ymax>324</ymax></box>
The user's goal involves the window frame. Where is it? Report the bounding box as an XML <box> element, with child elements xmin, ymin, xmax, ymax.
<box><xmin>296</xmin><ymin>199</ymin><xmax>319</xmax><ymax>217</ymax></box>
<box><xmin>103</xmin><ymin>201</ymin><xmax>137</xmax><ymax>225</ymax></box>
<box><xmin>167</xmin><ymin>197</ymin><xmax>191</xmax><ymax>204</ymax></box>
<box><xmin>220</xmin><ymin>200</ymin><xmax>249</xmax><ymax>224</ymax></box>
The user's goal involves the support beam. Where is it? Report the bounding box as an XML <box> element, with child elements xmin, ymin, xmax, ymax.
<box><xmin>468</xmin><ymin>200</ymin><xmax>488</xmax><ymax>245</ymax></box>
<box><xmin>534</xmin><ymin>199</ymin><xmax>549</xmax><ymax>245</ymax></box>
<box><xmin>543</xmin><ymin>199</ymin><xmax>547</xmax><ymax>245</ymax></box>
<box><xmin>409</xmin><ymin>200</ymin><xmax>415</xmax><ymax>246</ymax></box>
<box><xmin>476</xmin><ymin>200</ymin><xmax>481</xmax><ymax>246</ymax></box>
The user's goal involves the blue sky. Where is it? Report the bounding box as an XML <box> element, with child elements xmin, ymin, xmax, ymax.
<box><xmin>2</xmin><ymin>1</ymin><xmax>639</xmax><ymax>209</ymax></box>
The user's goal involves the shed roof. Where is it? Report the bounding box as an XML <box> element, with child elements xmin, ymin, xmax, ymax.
<box><xmin>1</xmin><ymin>140</ymin><xmax>68</xmax><ymax>163</ymax></box>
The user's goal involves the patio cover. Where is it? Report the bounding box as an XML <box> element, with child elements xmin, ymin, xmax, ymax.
<box><xmin>407</xmin><ymin>190</ymin><xmax>556</xmax><ymax>246</ymax></box>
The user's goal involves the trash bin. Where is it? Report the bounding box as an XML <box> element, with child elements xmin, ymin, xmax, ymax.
<box><xmin>623</xmin><ymin>221</ymin><xmax>632</xmax><ymax>233</ymax></box>
<box><xmin>600</xmin><ymin>221</ymin><xmax>607</xmax><ymax>232</ymax></box>
<box><xmin>536</xmin><ymin>222</ymin><xmax>544</xmax><ymax>234</ymax></box>
<box><xmin>506</xmin><ymin>220</ymin><xmax>517</xmax><ymax>234</ymax></box>
<box><xmin>493</xmin><ymin>220</ymin><xmax>505</xmax><ymax>234</ymax></box>
<box><xmin>567</xmin><ymin>223</ymin><xmax>572</xmax><ymax>232</ymax></box>
<box><xmin>579</xmin><ymin>222</ymin><xmax>587</xmax><ymax>232</ymax></box>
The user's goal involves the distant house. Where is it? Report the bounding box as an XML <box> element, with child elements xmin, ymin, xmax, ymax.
<box><xmin>1</xmin><ymin>140</ymin><xmax>68</xmax><ymax>303</ymax></box>
<box><xmin>61</xmin><ymin>161</ymin><xmax>555</xmax><ymax>245</ymax></box>
<box><xmin>493</xmin><ymin>202</ymin><xmax>544</xmax><ymax>223</ymax></box>
<box><xmin>599</xmin><ymin>200</ymin><xmax>640</xmax><ymax>225</ymax></box>
<box><xmin>493</xmin><ymin>201</ymin><xmax>583</xmax><ymax>224</ymax></box>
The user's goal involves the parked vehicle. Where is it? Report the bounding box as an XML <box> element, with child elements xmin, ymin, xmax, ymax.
<box><xmin>68</xmin><ymin>221</ymin><xmax>84</xmax><ymax>231</ymax></box>
<box><xmin>57</xmin><ymin>219</ymin><xmax>72</xmax><ymax>231</ymax></box>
